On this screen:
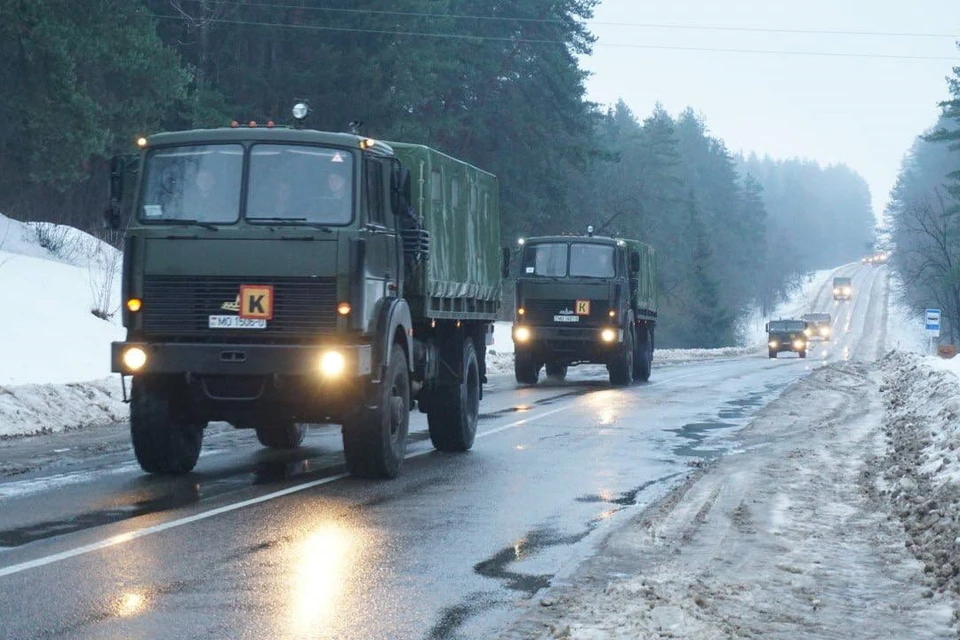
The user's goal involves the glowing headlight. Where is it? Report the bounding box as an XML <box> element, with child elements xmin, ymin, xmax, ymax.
<box><xmin>768</xmin><ymin>340</ymin><xmax>779</xmax><ymax>348</ymax></box>
<box><xmin>600</xmin><ymin>328</ymin><xmax>617</xmax><ymax>343</ymax></box>
<box><xmin>122</xmin><ymin>347</ymin><xmax>147</xmax><ymax>371</ymax></box>
<box><xmin>513</xmin><ymin>326</ymin><xmax>531</xmax><ymax>343</ymax></box>
<box><xmin>833</xmin><ymin>288</ymin><xmax>840</xmax><ymax>295</ymax></box>
<box><xmin>292</xmin><ymin>102</ymin><xmax>309</xmax><ymax>119</ymax></box>
<box><xmin>821</xmin><ymin>326</ymin><xmax>831</xmax><ymax>335</ymax></box>
<box><xmin>843</xmin><ymin>286</ymin><xmax>852</xmax><ymax>295</ymax></box>
<box><xmin>793</xmin><ymin>339</ymin><xmax>805</xmax><ymax>350</ymax></box>
<box><xmin>319</xmin><ymin>351</ymin><xmax>346</xmax><ymax>376</ymax></box>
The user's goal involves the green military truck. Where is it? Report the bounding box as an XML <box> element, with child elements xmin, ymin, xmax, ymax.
<box><xmin>106</xmin><ymin>106</ymin><xmax>502</xmax><ymax>479</ymax></box>
<box><xmin>511</xmin><ymin>231</ymin><xmax>657</xmax><ymax>386</ymax></box>
<box><xmin>766</xmin><ymin>319</ymin><xmax>808</xmax><ymax>358</ymax></box>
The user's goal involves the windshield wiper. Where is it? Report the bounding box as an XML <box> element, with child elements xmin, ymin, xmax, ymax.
<box><xmin>250</xmin><ymin>217</ymin><xmax>333</xmax><ymax>232</ymax></box>
<box><xmin>162</xmin><ymin>218</ymin><xmax>219</xmax><ymax>231</ymax></box>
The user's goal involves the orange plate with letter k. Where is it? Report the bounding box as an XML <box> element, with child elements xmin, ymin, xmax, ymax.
<box><xmin>575</xmin><ymin>300</ymin><xmax>591</xmax><ymax>316</ymax></box>
<box><xmin>239</xmin><ymin>285</ymin><xmax>274</xmax><ymax>320</ymax></box>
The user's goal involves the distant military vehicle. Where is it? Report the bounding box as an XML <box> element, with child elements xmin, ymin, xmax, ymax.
<box><xmin>802</xmin><ymin>312</ymin><xmax>833</xmax><ymax>341</ymax></box>
<box><xmin>832</xmin><ymin>276</ymin><xmax>853</xmax><ymax>301</ymax></box>
<box><xmin>106</xmin><ymin>104</ymin><xmax>503</xmax><ymax>479</ymax></box>
<box><xmin>511</xmin><ymin>229</ymin><xmax>657</xmax><ymax>386</ymax></box>
<box><xmin>767</xmin><ymin>319</ymin><xmax>808</xmax><ymax>358</ymax></box>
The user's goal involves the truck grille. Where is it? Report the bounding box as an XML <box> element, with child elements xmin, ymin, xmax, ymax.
<box><xmin>142</xmin><ymin>275</ymin><xmax>337</xmax><ymax>338</ymax></box>
<box><xmin>522</xmin><ymin>299</ymin><xmax>606</xmax><ymax>326</ymax></box>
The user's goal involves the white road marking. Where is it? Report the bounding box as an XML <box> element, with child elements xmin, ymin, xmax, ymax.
<box><xmin>0</xmin><ymin>404</ymin><xmax>573</xmax><ymax>579</ymax></box>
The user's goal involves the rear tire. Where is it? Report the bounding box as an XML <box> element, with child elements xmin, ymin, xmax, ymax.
<box><xmin>255</xmin><ymin>423</ymin><xmax>306</xmax><ymax>449</ymax></box>
<box><xmin>514</xmin><ymin>351</ymin><xmax>540</xmax><ymax>385</ymax></box>
<box><xmin>634</xmin><ymin>324</ymin><xmax>653</xmax><ymax>382</ymax></box>
<box><xmin>428</xmin><ymin>339</ymin><xmax>480</xmax><ymax>452</ymax></box>
<box><xmin>608</xmin><ymin>324</ymin><xmax>634</xmax><ymax>386</ymax></box>
<box><xmin>130</xmin><ymin>376</ymin><xmax>205</xmax><ymax>474</ymax></box>
<box><xmin>544</xmin><ymin>362</ymin><xmax>567</xmax><ymax>380</ymax></box>
<box><xmin>342</xmin><ymin>345</ymin><xmax>410</xmax><ymax>479</ymax></box>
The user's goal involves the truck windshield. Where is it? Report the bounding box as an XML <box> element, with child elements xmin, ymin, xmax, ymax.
<box><xmin>140</xmin><ymin>145</ymin><xmax>243</xmax><ymax>223</ymax></box>
<box><xmin>522</xmin><ymin>243</ymin><xmax>615</xmax><ymax>278</ymax></box>
<box><xmin>247</xmin><ymin>144</ymin><xmax>353</xmax><ymax>225</ymax></box>
<box><xmin>769</xmin><ymin>321</ymin><xmax>806</xmax><ymax>332</ymax></box>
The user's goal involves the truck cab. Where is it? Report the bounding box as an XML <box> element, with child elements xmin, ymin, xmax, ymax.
<box><xmin>511</xmin><ymin>233</ymin><xmax>657</xmax><ymax>386</ymax></box>
<box><xmin>833</xmin><ymin>277</ymin><xmax>853</xmax><ymax>301</ymax></box>
<box><xmin>766</xmin><ymin>319</ymin><xmax>808</xmax><ymax>358</ymax></box>
<box><xmin>802</xmin><ymin>312</ymin><xmax>833</xmax><ymax>341</ymax></box>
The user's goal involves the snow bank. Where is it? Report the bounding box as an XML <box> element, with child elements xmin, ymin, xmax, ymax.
<box><xmin>0</xmin><ymin>213</ymin><xmax>125</xmax><ymax>437</ymax></box>
<box><xmin>879</xmin><ymin>351</ymin><xmax>960</xmax><ymax>596</ymax></box>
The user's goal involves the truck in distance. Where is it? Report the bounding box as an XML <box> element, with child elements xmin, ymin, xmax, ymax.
<box><xmin>767</xmin><ymin>319</ymin><xmax>808</xmax><ymax>358</ymax></box>
<box><xmin>106</xmin><ymin>104</ymin><xmax>502</xmax><ymax>479</ymax></box>
<box><xmin>802</xmin><ymin>312</ymin><xmax>833</xmax><ymax>341</ymax></box>
<box><xmin>510</xmin><ymin>229</ymin><xmax>657</xmax><ymax>386</ymax></box>
<box><xmin>833</xmin><ymin>276</ymin><xmax>853</xmax><ymax>301</ymax></box>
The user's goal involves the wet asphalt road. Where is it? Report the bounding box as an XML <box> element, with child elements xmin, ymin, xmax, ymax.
<box><xmin>0</xmin><ymin>265</ymin><xmax>887</xmax><ymax>640</ymax></box>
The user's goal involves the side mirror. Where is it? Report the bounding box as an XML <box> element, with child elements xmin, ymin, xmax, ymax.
<box><xmin>630</xmin><ymin>251</ymin><xmax>640</xmax><ymax>272</ymax></box>
<box><xmin>104</xmin><ymin>155</ymin><xmax>126</xmax><ymax>230</ymax></box>
<box><xmin>501</xmin><ymin>246</ymin><xmax>511</xmax><ymax>279</ymax></box>
<box><xmin>391</xmin><ymin>164</ymin><xmax>412</xmax><ymax>215</ymax></box>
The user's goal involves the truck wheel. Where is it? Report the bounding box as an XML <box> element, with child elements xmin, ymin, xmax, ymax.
<box><xmin>255</xmin><ymin>423</ymin><xmax>306</xmax><ymax>449</ymax></box>
<box><xmin>130</xmin><ymin>376</ymin><xmax>205</xmax><ymax>474</ymax></box>
<box><xmin>799</xmin><ymin>350</ymin><xmax>807</xmax><ymax>359</ymax></box>
<box><xmin>608</xmin><ymin>326</ymin><xmax>634</xmax><ymax>386</ymax></box>
<box><xmin>634</xmin><ymin>325</ymin><xmax>653</xmax><ymax>382</ymax></box>
<box><xmin>545</xmin><ymin>362</ymin><xmax>567</xmax><ymax>380</ymax></box>
<box><xmin>342</xmin><ymin>345</ymin><xmax>410</xmax><ymax>479</ymax></box>
<box><xmin>428</xmin><ymin>338</ymin><xmax>480</xmax><ymax>452</ymax></box>
<box><xmin>768</xmin><ymin>349</ymin><xmax>777</xmax><ymax>359</ymax></box>
<box><xmin>514</xmin><ymin>351</ymin><xmax>540</xmax><ymax>385</ymax></box>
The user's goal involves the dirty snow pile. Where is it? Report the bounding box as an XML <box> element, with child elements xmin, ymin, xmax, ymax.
<box><xmin>0</xmin><ymin>214</ymin><xmax>126</xmax><ymax>437</ymax></box>
<box><xmin>879</xmin><ymin>351</ymin><xmax>960</xmax><ymax>598</ymax></box>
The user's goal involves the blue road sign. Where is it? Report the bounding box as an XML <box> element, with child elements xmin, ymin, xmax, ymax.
<box><xmin>925</xmin><ymin>309</ymin><xmax>941</xmax><ymax>336</ymax></box>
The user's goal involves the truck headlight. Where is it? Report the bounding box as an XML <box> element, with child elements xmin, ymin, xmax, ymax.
<box><xmin>122</xmin><ymin>347</ymin><xmax>147</xmax><ymax>371</ymax></box>
<box><xmin>768</xmin><ymin>340</ymin><xmax>778</xmax><ymax>348</ymax></box>
<box><xmin>600</xmin><ymin>328</ymin><xmax>617</xmax><ymax>343</ymax></box>
<box><xmin>513</xmin><ymin>326</ymin><xmax>531</xmax><ymax>343</ymax></box>
<box><xmin>843</xmin><ymin>286</ymin><xmax>852</xmax><ymax>295</ymax></box>
<box><xmin>793</xmin><ymin>339</ymin><xmax>805</xmax><ymax>350</ymax></box>
<box><xmin>821</xmin><ymin>326</ymin><xmax>831</xmax><ymax>335</ymax></box>
<box><xmin>319</xmin><ymin>351</ymin><xmax>346</xmax><ymax>376</ymax></box>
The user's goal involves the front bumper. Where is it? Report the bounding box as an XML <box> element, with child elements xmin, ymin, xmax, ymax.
<box><xmin>111</xmin><ymin>341</ymin><xmax>372</xmax><ymax>377</ymax></box>
<box><xmin>512</xmin><ymin>324</ymin><xmax>623</xmax><ymax>363</ymax></box>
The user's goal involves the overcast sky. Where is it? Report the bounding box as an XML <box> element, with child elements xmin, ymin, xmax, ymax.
<box><xmin>582</xmin><ymin>1</ymin><xmax>960</xmax><ymax>220</ymax></box>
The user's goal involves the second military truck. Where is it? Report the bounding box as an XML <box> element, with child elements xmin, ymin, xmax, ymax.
<box><xmin>511</xmin><ymin>230</ymin><xmax>657</xmax><ymax>386</ymax></box>
<box><xmin>107</xmin><ymin>105</ymin><xmax>502</xmax><ymax>479</ymax></box>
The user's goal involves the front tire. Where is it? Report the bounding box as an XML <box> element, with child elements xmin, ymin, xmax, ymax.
<box><xmin>428</xmin><ymin>338</ymin><xmax>480</xmax><ymax>452</ymax></box>
<box><xmin>608</xmin><ymin>324</ymin><xmax>634</xmax><ymax>386</ymax></box>
<box><xmin>545</xmin><ymin>362</ymin><xmax>568</xmax><ymax>380</ymax></box>
<box><xmin>342</xmin><ymin>345</ymin><xmax>410</xmax><ymax>479</ymax></box>
<box><xmin>514</xmin><ymin>351</ymin><xmax>540</xmax><ymax>385</ymax></box>
<box><xmin>799</xmin><ymin>349</ymin><xmax>807</xmax><ymax>359</ymax></box>
<box><xmin>130</xmin><ymin>376</ymin><xmax>205</xmax><ymax>474</ymax></box>
<box><xmin>768</xmin><ymin>349</ymin><xmax>777</xmax><ymax>359</ymax></box>
<box><xmin>256</xmin><ymin>423</ymin><xmax>307</xmax><ymax>449</ymax></box>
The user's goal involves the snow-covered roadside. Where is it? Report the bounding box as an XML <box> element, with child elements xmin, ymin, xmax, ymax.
<box><xmin>0</xmin><ymin>214</ymin><xmax>124</xmax><ymax>437</ymax></box>
<box><xmin>500</xmin><ymin>350</ymin><xmax>960</xmax><ymax>640</ymax></box>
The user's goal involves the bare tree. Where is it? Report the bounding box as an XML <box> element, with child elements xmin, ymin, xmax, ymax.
<box><xmin>894</xmin><ymin>190</ymin><xmax>960</xmax><ymax>343</ymax></box>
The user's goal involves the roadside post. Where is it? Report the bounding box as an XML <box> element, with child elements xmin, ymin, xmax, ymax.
<box><xmin>925</xmin><ymin>308</ymin><xmax>941</xmax><ymax>355</ymax></box>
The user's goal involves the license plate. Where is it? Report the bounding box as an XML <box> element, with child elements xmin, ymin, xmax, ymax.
<box><xmin>208</xmin><ymin>315</ymin><xmax>267</xmax><ymax>329</ymax></box>
<box><xmin>553</xmin><ymin>315</ymin><xmax>580</xmax><ymax>323</ymax></box>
